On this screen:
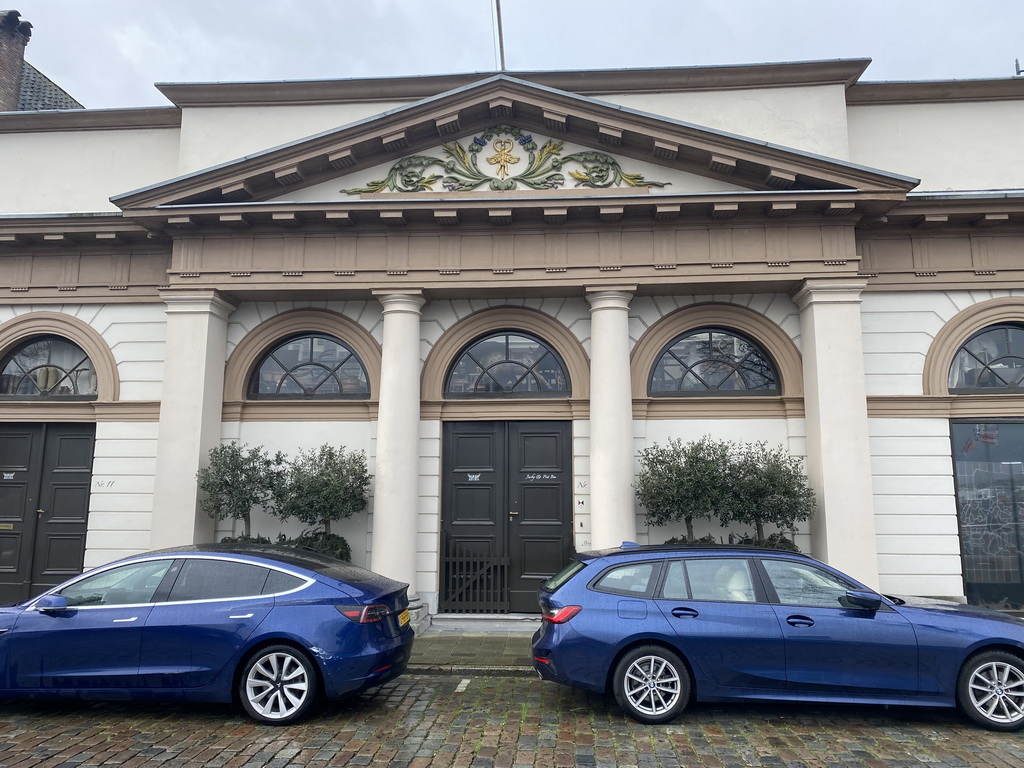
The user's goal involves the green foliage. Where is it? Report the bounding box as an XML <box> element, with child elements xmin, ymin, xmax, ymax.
<box><xmin>274</xmin><ymin>445</ymin><xmax>371</xmax><ymax>536</ymax></box>
<box><xmin>289</xmin><ymin>530</ymin><xmax>352</xmax><ymax>562</ymax></box>
<box><xmin>635</xmin><ymin>436</ymin><xmax>815</xmax><ymax>551</ymax></box>
<box><xmin>634</xmin><ymin>436</ymin><xmax>733</xmax><ymax>542</ymax></box>
<box><xmin>728</xmin><ymin>442</ymin><xmax>816</xmax><ymax>542</ymax></box>
<box><xmin>196</xmin><ymin>443</ymin><xmax>285</xmax><ymax>538</ymax></box>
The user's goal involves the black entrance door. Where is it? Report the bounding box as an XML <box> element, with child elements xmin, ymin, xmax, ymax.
<box><xmin>0</xmin><ymin>423</ymin><xmax>95</xmax><ymax>601</ymax></box>
<box><xmin>441</xmin><ymin>421</ymin><xmax>572</xmax><ymax>613</ymax></box>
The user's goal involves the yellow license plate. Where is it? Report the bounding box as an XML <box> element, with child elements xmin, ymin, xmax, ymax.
<box><xmin>398</xmin><ymin>609</ymin><xmax>410</xmax><ymax>626</ymax></box>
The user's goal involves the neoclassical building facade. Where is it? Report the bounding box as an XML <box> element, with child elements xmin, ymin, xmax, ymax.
<box><xmin>3</xmin><ymin>57</ymin><xmax>1024</xmax><ymax>619</ymax></box>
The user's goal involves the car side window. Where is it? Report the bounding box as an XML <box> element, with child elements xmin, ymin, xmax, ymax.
<box><xmin>661</xmin><ymin>561</ymin><xmax>690</xmax><ymax>599</ymax></box>
<box><xmin>58</xmin><ymin>560</ymin><xmax>173</xmax><ymax>607</ymax></box>
<box><xmin>686</xmin><ymin>558</ymin><xmax>755</xmax><ymax>602</ymax></box>
<box><xmin>263</xmin><ymin>569</ymin><xmax>305</xmax><ymax>595</ymax></box>
<box><xmin>761</xmin><ymin>559</ymin><xmax>854</xmax><ymax>608</ymax></box>
<box><xmin>593</xmin><ymin>563</ymin><xmax>655</xmax><ymax>595</ymax></box>
<box><xmin>167</xmin><ymin>559</ymin><xmax>270</xmax><ymax>601</ymax></box>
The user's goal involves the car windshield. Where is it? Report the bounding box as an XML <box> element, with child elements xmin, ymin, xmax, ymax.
<box><xmin>542</xmin><ymin>559</ymin><xmax>586</xmax><ymax>592</ymax></box>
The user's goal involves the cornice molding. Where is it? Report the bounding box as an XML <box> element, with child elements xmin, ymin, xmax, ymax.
<box><xmin>155</xmin><ymin>60</ymin><xmax>873</xmax><ymax>108</ymax></box>
<box><xmin>0</xmin><ymin>107</ymin><xmax>181</xmax><ymax>134</ymax></box>
<box><xmin>848</xmin><ymin>79</ymin><xmax>1024</xmax><ymax>106</ymax></box>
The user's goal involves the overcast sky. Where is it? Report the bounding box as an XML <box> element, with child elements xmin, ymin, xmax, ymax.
<box><xmin>10</xmin><ymin>0</ymin><xmax>1024</xmax><ymax>109</ymax></box>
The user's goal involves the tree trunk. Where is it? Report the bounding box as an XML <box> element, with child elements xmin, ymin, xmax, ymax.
<box><xmin>755</xmin><ymin>519</ymin><xmax>764</xmax><ymax>542</ymax></box>
<box><xmin>685</xmin><ymin>516</ymin><xmax>694</xmax><ymax>542</ymax></box>
<box><xmin>243</xmin><ymin>513</ymin><xmax>251</xmax><ymax>538</ymax></box>
<box><xmin>324</xmin><ymin>519</ymin><xmax>332</xmax><ymax>536</ymax></box>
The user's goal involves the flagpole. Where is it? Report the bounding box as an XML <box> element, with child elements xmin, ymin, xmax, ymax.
<box><xmin>495</xmin><ymin>0</ymin><xmax>507</xmax><ymax>72</ymax></box>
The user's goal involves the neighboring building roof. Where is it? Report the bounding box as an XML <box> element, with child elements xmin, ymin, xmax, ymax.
<box><xmin>19</xmin><ymin>60</ymin><xmax>82</xmax><ymax>110</ymax></box>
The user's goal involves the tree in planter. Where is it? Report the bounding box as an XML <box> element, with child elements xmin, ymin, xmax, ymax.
<box><xmin>727</xmin><ymin>440</ymin><xmax>815</xmax><ymax>551</ymax></box>
<box><xmin>274</xmin><ymin>445</ymin><xmax>371</xmax><ymax>560</ymax></box>
<box><xmin>634</xmin><ymin>436</ymin><xmax>734</xmax><ymax>543</ymax></box>
<box><xmin>196</xmin><ymin>442</ymin><xmax>285</xmax><ymax>538</ymax></box>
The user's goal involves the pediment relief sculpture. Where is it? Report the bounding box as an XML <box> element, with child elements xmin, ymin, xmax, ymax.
<box><xmin>342</xmin><ymin>124</ymin><xmax>670</xmax><ymax>195</ymax></box>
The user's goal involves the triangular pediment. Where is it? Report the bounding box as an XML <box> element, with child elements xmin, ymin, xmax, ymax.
<box><xmin>113</xmin><ymin>75</ymin><xmax>918</xmax><ymax>216</ymax></box>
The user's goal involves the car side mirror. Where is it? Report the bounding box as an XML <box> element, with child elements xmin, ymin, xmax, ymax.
<box><xmin>35</xmin><ymin>594</ymin><xmax>69</xmax><ymax>614</ymax></box>
<box><xmin>843</xmin><ymin>589</ymin><xmax>882</xmax><ymax>611</ymax></box>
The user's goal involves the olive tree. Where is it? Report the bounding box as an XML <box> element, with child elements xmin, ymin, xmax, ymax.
<box><xmin>728</xmin><ymin>441</ymin><xmax>816</xmax><ymax>546</ymax></box>
<box><xmin>196</xmin><ymin>442</ymin><xmax>285</xmax><ymax>538</ymax></box>
<box><xmin>274</xmin><ymin>445</ymin><xmax>371</xmax><ymax>537</ymax></box>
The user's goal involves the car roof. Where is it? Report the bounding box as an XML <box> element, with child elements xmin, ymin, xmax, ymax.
<box><xmin>576</xmin><ymin>542</ymin><xmax>816</xmax><ymax>561</ymax></box>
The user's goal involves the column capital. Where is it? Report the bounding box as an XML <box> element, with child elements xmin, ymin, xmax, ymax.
<box><xmin>586</xmin><ymin>288</ymin><xmax>635</xmax><ymax>312</ymax></box>
<box><xmin>158</xmin><ymin>289</ymin><xmax>236</xmax><ymax>319</ymax></box>
<box><xmin>791</xmin><ymin>279</ymin><xmax>867</xmax><ymax>310</ymax></box>
<box><xmin>374</xmin><ymin>291</ymin><xmax>426</xmax><ymax>314</ymax></box>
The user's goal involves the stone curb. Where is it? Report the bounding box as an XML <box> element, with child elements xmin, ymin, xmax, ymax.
<box><xmin>407</xmin><ymin>663</ymin><xmax>538</xmax><ymax>678</ymax></box>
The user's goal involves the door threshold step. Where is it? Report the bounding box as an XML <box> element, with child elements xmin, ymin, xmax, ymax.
<box><xmin>426</xmin><ymin>613</ymin><xmax>541</xmax><ymax>632</ymax></box>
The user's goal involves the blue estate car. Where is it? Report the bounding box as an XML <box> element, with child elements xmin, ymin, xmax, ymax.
<box><xmin>0</xmin><ymin>544</ymin><xmax>414</xmax><ymax>724</ymax></box>
<box><xmin>532</xmin><ymin>544</ymin><xmax>1024</xmax><ymax>731</ymax></box>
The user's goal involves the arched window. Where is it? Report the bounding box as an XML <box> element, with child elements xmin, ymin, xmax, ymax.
<box><xmin>248</xmin><ymin>333</ymin><xmax>369</xmax><ymax>399</ymax></box>
<box><xmin>0</xmin><ymin>335</ymin><xmax>97</xmax><ymax>399</ymax></box>
<box><xmin>445</xmin><ymin>331</ymin><xmax>570</xmax><ymax>397</ymax></box>
<box><xmin>948</xmin><ymin>324</ymin><xmax>1024</xmax><ymax>393</ymax></box>
<box><xmin>649</xmin><ymin>327</ymin><xmax>779</xmax><ymax>396</ymax></box>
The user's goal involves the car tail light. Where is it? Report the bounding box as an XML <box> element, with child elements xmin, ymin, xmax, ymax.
<box><xmin>337</xmin><ymin>604</ymin><xmax>390</xmax><ymax>623</ymax></box>
<box><xmin>541</xmin><ymin>605</ymin><xmax>581</xmax><ymax>624</ymax></box>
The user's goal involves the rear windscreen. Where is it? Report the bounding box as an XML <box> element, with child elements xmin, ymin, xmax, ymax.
<box><xmin>542</xmin><ymin>559</ymin><xmax>586</xmax><ymax>593</ymax></box>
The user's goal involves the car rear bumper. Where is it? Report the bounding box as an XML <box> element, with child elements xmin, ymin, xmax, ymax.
<box><xmin>320</xmin><ymin>627</ymin><xmax>415</xmax><ymax>699</ymax></box>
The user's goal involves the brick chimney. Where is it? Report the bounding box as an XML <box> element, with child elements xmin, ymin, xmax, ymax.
<box><xmin>0</xmin><ymin>10</ymin><xmax>31</xmax><ymax>112</ymax></box>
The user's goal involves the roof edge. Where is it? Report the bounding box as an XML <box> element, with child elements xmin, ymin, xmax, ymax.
<box><xmin>155</xmin><ymin>59</ymin><xmax>873</xmax><ymax>108</ymax></box>
<box><xmin>848</xmin><ymin>78</ymin><xmax>1024</xmax><ymax>105</ymax></box>
<box><xmin>0</xmin><ymin>106</ymin><xmax>181</xmax><ymax>133</ymax></box>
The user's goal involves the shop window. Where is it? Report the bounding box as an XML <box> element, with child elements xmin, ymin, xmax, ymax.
<box><xmin>949</xmin><ymin>324</ymin><xmax>1024</xmax><ymax>393</ymax></box>
<box><xmin>248</xmin><ymin>333</ymin><xmax>369</xmax><ymax>399</ymax></box>
<box><xmin>648</xmin><ymin>327</ymin><xmax>779</xmax><ymax>396</ymax></box>
<box><xmin>445</xmin><ymin>331</ymin><xmax>569</xmax><ymax>397</ymax></box>
<box><xmin>0</xmin><ymin>335</ymin><xmax>97</xmax><ymax>399</ymax></box>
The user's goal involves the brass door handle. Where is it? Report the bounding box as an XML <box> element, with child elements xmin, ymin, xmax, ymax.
<box><xmin>36</xmin><ymin>509</ymin><xmax>45</xmax><ymax>518</ymax></box>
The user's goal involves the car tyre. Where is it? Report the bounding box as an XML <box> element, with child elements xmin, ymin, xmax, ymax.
<box><xmin>612</xmin><ymin>644</ymin><xmax>690</xmax><ymax>724</ymax></box>
<box><xmin>239</xmin><ymin>644</ymin><xmax>319</xmax><ymax>725</ymax></box>
<box><xmin>956</xmin><ymin>650</ymin><xmax>1024</xmax><ymax>731</ymax></box>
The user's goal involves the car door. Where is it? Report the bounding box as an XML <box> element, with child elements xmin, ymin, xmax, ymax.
<box><xmin>140</xmin><ymin>557</ymin><xmax>275</xmax><ymax>688</ymax></box>
<box><xmin>655</xmin><ymin>557</ymin><xmax>788</xmax><ymax>691</ymax></box>
<box><xmin>757</xmin><ymin>558</ymin><xmax>919</xmax><ymax>695</ymax></box>
<box><xmin>9</xmin><ymin>558</ymin><xmax>173</xmax><ymax>690</ymax></box>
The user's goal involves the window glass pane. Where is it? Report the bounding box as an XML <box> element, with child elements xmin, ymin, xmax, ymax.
<box><xmin>168</xmin><ymin>560</ymin><xmax>270</xmax><ymax>601</ymax></box>
<box><xmin>248</xmin><ymin>334</ymin><xmax>369</xmax><ymax>399</ymax></box>
<box><xmin>949</xmin><ymin>325</ymin><xmax>1024</xmax><ymax>393</ymax></box>
<box><xmin>0</xmin><ymin>336</ymin><xmax>97</xmax><ymax>398</ymax></box>
<box><xmin>762</xmin><ymin>559</ymin><xmax>852</xmax><ymax>608</ymax></box>
<box><xmin>594</xmin><ymin>563</ymin><xmax>654</xmax><ymax>595</ymax></box>
<box><xmin>59</xmin><ymin>560</ymin><xmax>172</xmax><ymax>607</ymax></box>
<box><xmin>263</xmin><ymin>570</ymin><xmax>305</xmax><ymax>595</ymax></box>
<box><xmin>649</xmin><ymin>327</ymin><xmax>778</xmax><ymax>397</ymax></box>
<box><xmin>661</xmin><ymin>561</ymin><xmax>690</xmax><ymax>599</ymax></box>
<box><xmin>686</xmin><ymin>558</ymin><xmax>755</xmax><ymax>602</ymax></box>
<box><xmin>446</xmin><ymin>332</ymin><xmax>569</xmax><ymax>398</ymax></box>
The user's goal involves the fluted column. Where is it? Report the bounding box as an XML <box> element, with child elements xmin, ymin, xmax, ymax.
<box><xmin>587</xmin><ymin>288</ymin><xmax>637</xmax><ymax>548</ymax></box>
<box><xmin>151</xmin><ymin>291</ymin><xmax>235</xmax><ymax>548</ymax></box>
<box><xmin>370</xmin><ymin>292</ymin><xmax>425</xmax><ymax>608</ymax></box>
<box><xmin>794</xmin><ymin>279</ymin><xmax>879</xmax><ymax>588</ymax></box>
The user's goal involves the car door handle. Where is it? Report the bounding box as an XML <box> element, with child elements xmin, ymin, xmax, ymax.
<box><xmin>230</xmin><ymin>613</ymin><xmax>254</xmax><ymax>619</ymax></box>
<box><xmin>671</xmin><ymin>607</ymin><xmax>700</xmax><ymax>619</ymax></box>
<box><xmin>112</xmin><ymin>616</ymin><xmax>138</xmax><ymax>623</ymax></box>
<box><xmin>786</xmin><ymin>615</ymin><xmax>814</xmax><ymax>627</ymax></box>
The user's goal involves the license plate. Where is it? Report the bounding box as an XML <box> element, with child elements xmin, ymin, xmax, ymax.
<box><xmin>398</xmin><ymin>609</ymin><xmax>410</xmax><ymax>626</ymax></box>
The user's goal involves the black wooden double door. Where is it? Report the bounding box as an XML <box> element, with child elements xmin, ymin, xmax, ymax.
<box><xmin>442</xmin><ymin>421</ymin><xmax>572</xmax><ymax>613</ymax></box>
<box><xmin>0</xmin><ymin>423</ymin><xmax>95</xmax><ymax>601</ymax></box>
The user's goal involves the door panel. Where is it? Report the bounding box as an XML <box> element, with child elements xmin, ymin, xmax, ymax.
<box><xmin>442</xmin><ymin>421</ymin><xmax>571</xmax><ymax>613</ymax></box>
<box><xmin>0</xmin><ymin>424</ymin><xmax>94</xmax><ymax>601</ymax></box>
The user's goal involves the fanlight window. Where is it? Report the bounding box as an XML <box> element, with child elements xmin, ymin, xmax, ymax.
<box><xmin>248</xmin><ymin>334</ymin><xmax>369</xmax><ymax>399</ymax></box>
<box><xmin>0</xmin><ymin>336</ymin><xmax>97</xmax><ymax>399</ymax></box>
<box><xmin>446</xmin><ymin>332</ymin><xmax>569</xmax><ymax>397</ymax></box>
<box><xmin>649</xmin><ymin>327</ymin><xmax>779</xmax><ymax>396</ymax></box>
<box><xmin>949</xmin><ymin>324</ymin><xmax>1024</xmax><ymax>393</ymax></box>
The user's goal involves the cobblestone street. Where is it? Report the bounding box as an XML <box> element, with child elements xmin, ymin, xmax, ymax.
<box><xmin>1</xmin><ymin>674</ymin><xmax>1022</xmax><ymax>768</ymax></box>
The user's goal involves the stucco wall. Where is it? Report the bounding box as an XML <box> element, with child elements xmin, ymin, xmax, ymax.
<box><xmin>849</xmin><ymin>100</ymin><xmax>1024</xmax><ymax>192</ymax></box>
<box><xmin>0</xmin><ymin>128</ymin><xmax>180</xmax><ymax>214</ymax></box>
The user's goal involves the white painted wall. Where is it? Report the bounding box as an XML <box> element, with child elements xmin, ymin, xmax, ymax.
<box><xmin>0</xmin><ymin>128</ymin><xmax>180</xmax><ymax>213</ymax></box>
<box><xmin>602</xmin><ymin>85</ymin><xmax>852</xmax><ymax>160</ymax></box>
<box><xmin>849</xmin><ymin>101</ymin><xmax>1024</xmax><ymax>192</ymax></box>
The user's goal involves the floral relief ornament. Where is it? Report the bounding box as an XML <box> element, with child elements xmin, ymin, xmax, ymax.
<box><xmin>342</xmin><ymin>125</ymin><xmax>670</xmax><ymax>194</ymax></box>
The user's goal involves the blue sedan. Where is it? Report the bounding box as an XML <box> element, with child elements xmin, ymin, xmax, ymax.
<box><xmin>0</xmin><ymin>544</ymin><xmax>414</xmax><ymax>724</ymax></box>
<box><xmin>532</xmin><ymin>543</ymin><xmax>1024</xmax><ymax>731</ymax></box>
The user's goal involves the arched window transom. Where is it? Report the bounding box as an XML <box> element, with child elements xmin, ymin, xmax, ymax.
<box><xmin>949</xmin><ymin>324</ymin><xmax>1024</xmax><ymax>393</ymax></box>
<box><xmin>248</xmin><ymin>333</ymin><xmax>369</xmax><ymax>399</ymax></box>
<box><xmin>0</xmin><ymin>335</ymin><xmax>97</xmax><ymax>399</ymax></box>
<box><xmin>446</xmin><ymin>331</ymin><xmax>569</xmax><ymax>397</ymax></box>
<box><xmin>649</xmin><ymin>327</ymin><xmax>779</xmax><ymax>396</ymax></box>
